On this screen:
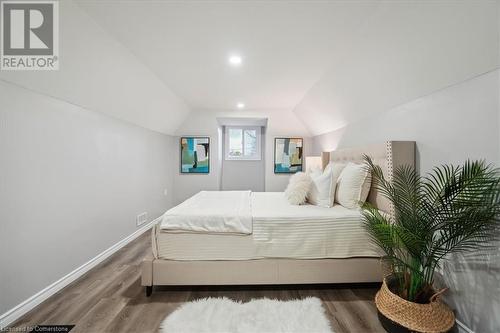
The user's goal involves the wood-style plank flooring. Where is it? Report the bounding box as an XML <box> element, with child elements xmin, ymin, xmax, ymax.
<box><xmin>11</xmin><ymin>231</ymin><xmax>386</xmax><ymax>332</ymax></box>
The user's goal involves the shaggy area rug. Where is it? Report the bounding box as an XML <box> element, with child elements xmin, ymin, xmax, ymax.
<box><xmin>159</xmin><ymin>297</ymin><xmax>333</xmax><ymax>333</ymax></box>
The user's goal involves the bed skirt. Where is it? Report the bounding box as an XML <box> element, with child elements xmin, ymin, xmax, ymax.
<box><xmin>142</xmin><ymin>253</ymin><xmax>382</xmax><ymax>287</ymax></box>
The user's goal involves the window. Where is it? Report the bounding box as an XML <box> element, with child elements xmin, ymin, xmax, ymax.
<box><xmin>225</xmin><ymin>126</ymin><xmax>261</xmax><ymax>160</ymax></box>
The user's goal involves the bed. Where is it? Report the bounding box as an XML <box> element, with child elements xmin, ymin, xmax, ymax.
<box><xmin>142</xmin><ymin>141</ymin><xmax>415</xmax><ymax>295</ymax></box>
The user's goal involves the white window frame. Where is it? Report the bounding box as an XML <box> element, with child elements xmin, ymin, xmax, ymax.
<box><xmin>224</xmin><ymin>126</ymin><xmax>262</xmax><ymax>161</ymax></box>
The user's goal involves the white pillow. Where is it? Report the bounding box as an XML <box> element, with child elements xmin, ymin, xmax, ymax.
<box><xmin>307</xmin><ymin>166</ymin><xmax>323</xmax><ymax>177</ymax></box>
<box><xmin>307</xmin><ymin>163</ymin><xmax>345</xmax><ymax>207</ymax></box>
<box><xmin>335</xmin><ymin>162</ymin><xmax>372</xmax><ymax>209</ymax></box>
<box><xmin>307</xmin><ymin>168</ymin><xmax>333</xmax><ymax>207</ymax></box>
<box><xmin>284</xmin><ymin>172</ymin><xmax>312</xmax><ymax>205</ymax></box>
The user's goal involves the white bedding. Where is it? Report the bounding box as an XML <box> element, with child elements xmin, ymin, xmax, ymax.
<box><xmin>160</xmin><ymin>190</ymin><xmax>252</xmax><ymax>234</ymax></box>
<box><xmin>155</xmin><ymin>192</ymin><xmax>380</xmax><ymax>260</ymax></box>
<box><xmin>252</xmin><ymin>192</ymin><xmax>379</xmax><ymax>258</ymax></box>
<box><xmin>251</xmin><ymin>191</ymin><xmax>361</xmax><ymax>221</ymax></box>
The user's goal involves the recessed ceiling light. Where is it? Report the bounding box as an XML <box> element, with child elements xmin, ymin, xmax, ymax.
<box><xmin>229</xmin><ymin>55</ymin><xmax>242</xmax><ymax>66</ymax></box>
<box><xmin>236</xmin><ymin>103</ymin><xmax>245</xmax><ymax>109</ymax></box>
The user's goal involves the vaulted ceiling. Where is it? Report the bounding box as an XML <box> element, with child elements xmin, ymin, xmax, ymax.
<box><xmin>293</xmin><ymin>1</ymin><xmax>499</xmax><ymax>135</ymax></box>
<box><xmin>76</xmin><ymin>0</ymin><xmax>499</xmax><ymax>135</ymax></box>
<box><xmin>2</xmin><ymin>1</ymin><xmax>496</xmax><ymax>136</ymax></box>
<box><xmin>75</xmin><ymin>0</ymin><xmax>378</xmax><ymax>111</ymax></box>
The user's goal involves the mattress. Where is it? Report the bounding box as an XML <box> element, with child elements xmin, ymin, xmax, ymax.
<box><xmin>154</xmin><ymin>192</ymin><xmax>380</xmax><ymax>260</ymax></box>
<box><xmin>155</xmin><ymin>231</ymin><xmax>262</xmax><ymax>261</ymax></box>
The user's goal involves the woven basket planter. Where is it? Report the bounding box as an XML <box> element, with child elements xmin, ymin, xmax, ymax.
<box><xmin>375</xmin><ymin>278</ymin><xmax>455</xmax><ymax>333</ymax></box>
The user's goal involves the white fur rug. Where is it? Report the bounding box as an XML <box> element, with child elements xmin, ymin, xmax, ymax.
<box><xmin>159</xmin><ymin>297</ymin><xmax>333</xmax><ymax>333</ymax></box>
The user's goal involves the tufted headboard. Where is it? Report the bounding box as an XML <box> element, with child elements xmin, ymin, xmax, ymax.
<box><xmin>322</xmin><ymin>141</ymin><xmax>416</xmax><ymax>214</ymax></box>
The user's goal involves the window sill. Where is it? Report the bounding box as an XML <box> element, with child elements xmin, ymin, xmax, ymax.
<box><xmin>225</xmin><ymin>157</ymin><xmax>262</xmax><ymax>161</ymax></box>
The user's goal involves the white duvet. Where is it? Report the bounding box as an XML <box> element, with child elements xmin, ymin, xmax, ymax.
<box><xmin>160</xmin><ymin>191</ymin><xmax>252</xmax><ymax>234</ymax></box>
<box><xmin>156</xmin><ymin>192</ymin><xmax>380</xmax><ymax>260</ymax></box>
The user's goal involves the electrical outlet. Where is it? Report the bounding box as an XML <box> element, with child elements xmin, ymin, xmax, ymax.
<box><xmin>136</xmin><ymin>212</ymin><xmax>148</xmax><ymax>226</ymax></box>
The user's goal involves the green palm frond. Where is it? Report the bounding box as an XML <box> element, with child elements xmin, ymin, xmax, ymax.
<box><xmin>361</xmin><ymin>155</ymin><xmax>500</xmax><ymax>302</ymax></box>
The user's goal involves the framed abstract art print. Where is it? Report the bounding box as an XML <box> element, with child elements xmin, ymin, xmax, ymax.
<box><xmin>274</xmin><ymin>137</ymin><xmax>303</xmax><ymax>173</ymax></box>
<box><xmin>180</xmin><ymin>137</ymin><xmax>210</xmax><ymax>174</ymax></box>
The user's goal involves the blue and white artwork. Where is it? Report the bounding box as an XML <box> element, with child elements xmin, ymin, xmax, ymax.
<box><xmin>274</xmin><ymin>138</ymin><xmax>303</xmax><ymax>173</ymax></box>
<box><xmin>180</xmin><ymin>137</ymin><xmax>210</xmax><ymax>174</ymax></box>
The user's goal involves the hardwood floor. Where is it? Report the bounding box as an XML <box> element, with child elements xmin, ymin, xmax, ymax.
<box><xmin>11</xmin><ymin>231</ymin><xmax>386</xmax><ymax>332</ymax></box>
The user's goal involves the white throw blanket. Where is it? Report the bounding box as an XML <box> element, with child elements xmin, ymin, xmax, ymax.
<box><xmin>160</xmin><ymin>191</ymin><xmax>252</xmax><ymax>234</ymax></box>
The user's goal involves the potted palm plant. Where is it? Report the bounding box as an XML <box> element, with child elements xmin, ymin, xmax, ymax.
<box><xmin>362</xmin><ymin>156</ymin><xmax>500</xmax><ymax>333</ymax></box>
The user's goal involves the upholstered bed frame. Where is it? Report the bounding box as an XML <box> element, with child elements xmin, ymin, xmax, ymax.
<box><xmin>141</xmin><ymin>141</ymin><xmax>415</xmax><ymax>295</ymax></box>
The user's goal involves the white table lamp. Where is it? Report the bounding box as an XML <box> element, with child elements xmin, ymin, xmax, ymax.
<box><xmin>305</xmin><ymin>156</ymin><xmax>322</xmax><ymax>173</ymax></box>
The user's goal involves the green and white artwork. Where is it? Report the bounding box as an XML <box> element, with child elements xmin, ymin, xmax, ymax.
<box><xmin>180</xmin><ymin>137</ymin><xmax>210</xmax><ymax>174</ymax></box>
<box><xmin>274</xmin><ymin>138</ymin><xmax>303</xmax><ymax>173</ymax></box>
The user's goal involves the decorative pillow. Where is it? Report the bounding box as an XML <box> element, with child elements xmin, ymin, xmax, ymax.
<box><xmin>307</xmin><ymin>168</ymin><xmax>333</xmax><ymax>207</ymax></box>
<box><xmin>307</xmin><ymin>166</ymin><xmax>323</xmax><ymax>177</ymax></box>
<box><xmin>284</xmin><ymin>172</ymin><xmax>312</xmax><ymax>205</ymax></box>
<box><xmin>335</xmin><ymin>162</ymin><xmax>372</xmax><ymax>209</ymax></box>
<box><xmin>307</xmin><ymin>163</ymin><xmax>346</xmax><ymax>207</ymax></box>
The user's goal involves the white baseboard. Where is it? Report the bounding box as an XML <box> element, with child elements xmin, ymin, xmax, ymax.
<box><xmin>456</xmin><ymin>319</ymin><xmax>474</xmax><ymax>333</ymax></box>
<box><xmin>0</xmin><ymin>217</ymin><xmax>160</xmax><ymax>329</ymax></box>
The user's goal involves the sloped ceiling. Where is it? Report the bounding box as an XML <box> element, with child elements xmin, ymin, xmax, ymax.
<box><xmin>3</xmin><ymin>1</ymin><xmax>496</xmax><ymax>136</ymax></box>
<box><xmin>293</xmin><ymin>1</ymin><xmax>499</xmax><ymax>135</ymax></box>
<box><xmin>75</xmin><ymin>0</ymin><xmax>378</xmax><ymax>111</ymax></box>
<box><xmin>175</xmin><ymin>109</ymin><xmax>311</xmax><ymax>137</ymax></box>
<box><xmin>0</xmin><ymin>0</ymin><xmax>190</xmax><ymax>135</ymax></box>
<box><xmin>76</xmin><ymin>0</ymin><xmax>499</xmax><ymax>136</ymax></box>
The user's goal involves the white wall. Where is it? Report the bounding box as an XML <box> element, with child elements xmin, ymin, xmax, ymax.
<box><xmin>173</xmin><ymin>109</ymin><xmax>311</xmax><ymax>204</ymax></box>
<box><xmin>172</xmin><ymin>112</ymin><xmax>222</xmax><ymax>204</ymax></box>
<box><xmin>0</xmin><ymin>0</ymin><xmax>189</xmax><ymax>317</ymax></box>
<box><xmin>312</xmin><ymin>70</ymin><xmax>499</xmax><ymax>172</ymax></box>
<box><xmin>294</xmin><ymin>1</ymin><xmax>499</xmax><ymax>136</ymax></box>
<box><xmin>0</xmin><ymin>0</ymin><xmax>190</xmax><ymax>135</ymax></box>
<box><xmin>0</xmin><ymin>81</ymin><xmax>175</xmax><ymax>316</ymax></box>
<box><xmin>221</xmin><ymin>126</ymin><xmax>266</xmax><ymax>192</ymax></box>
<box><xmin>312</xmin><ymin>70</ymin><xmax>500</xmax><ymax>332</ymax></box>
